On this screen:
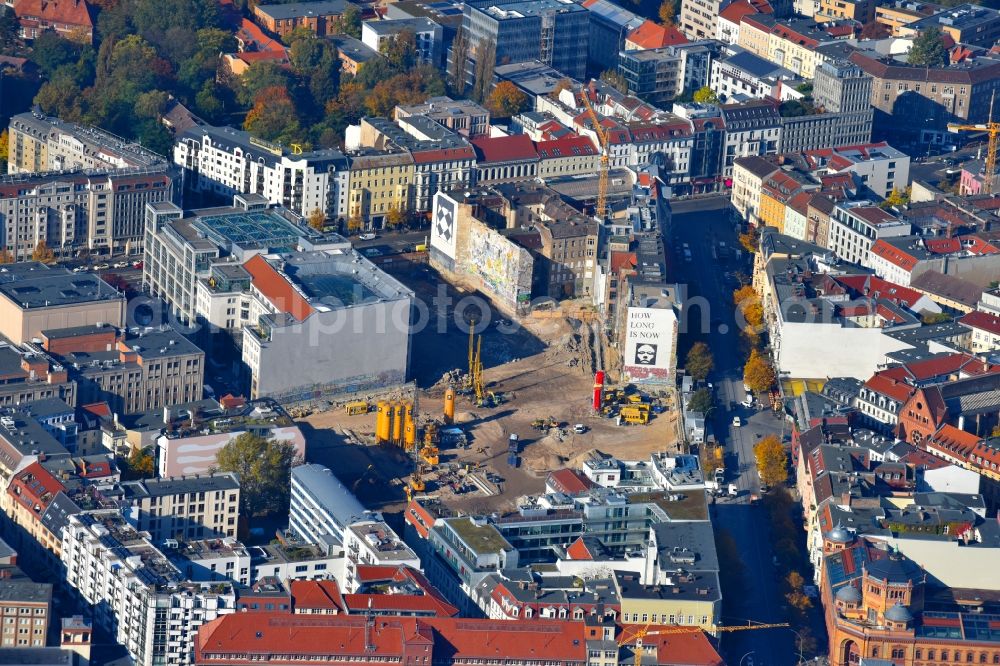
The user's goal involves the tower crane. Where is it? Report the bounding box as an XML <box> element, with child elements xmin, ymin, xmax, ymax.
<box><xmin>618</xmin><ymin>622</ymin><xmax>790</xmax><ymax>666</ymax></box>
<box><xmin>948</xmin><ymin>91</ymin><xmax>1000</xmax><ymax>194</ymax></box>
<box><xmin>580</xmin><ymin>87</ymin><xmax>610</xmax><ymax>221</ymax></box>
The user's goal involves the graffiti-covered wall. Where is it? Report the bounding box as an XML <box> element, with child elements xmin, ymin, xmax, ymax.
<box><xmin>461</xmin><ymin>222</ymin><xmax>533</xmax><ymax>314</ymax></box>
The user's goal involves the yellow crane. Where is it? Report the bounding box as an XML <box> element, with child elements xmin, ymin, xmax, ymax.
<box><xmin>580</xmin><ymin>87</ymin><xmax>610</xmax><ymax>220</ymax></box>
<box><xmin>948</xmin><ymin>91</ymin><xmax>1000</xmax><ymax>194</ymax></box>
<box><xmin>619</xmin><ymin>622</ymin><xmax>790</xmax><ymax>666</ymax></box>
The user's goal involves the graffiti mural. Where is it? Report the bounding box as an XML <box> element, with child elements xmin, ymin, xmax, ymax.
<box><xmin>462</xmin><ymin>222</ymin><xmax>533</xmax><ymax>312</ymax></box>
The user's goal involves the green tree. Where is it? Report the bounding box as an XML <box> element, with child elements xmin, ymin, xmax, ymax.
<box><xmin>0</xmin><ymin>6</ymin><xmax>18</xmax><ymax>53</ymax></box>
<box><xmin>688</xmin><ymin>388</ymin><xmax>714</xmax><ymax>415</ymax></box>
<box><xmin>29</xmin><ymin>32</ymin><xmax>80</xmax><ymax>76</ymax></box>
<box><xmin>486</xmin><ymin>80</ymin><xmax>528</xmax><ymax>117</ymax></box>
<box><xmin>908</xmin><ymin>27</ymin><xmax>948</xmax><ymax>67</ymax></box>
<box><xmin>213</xmin><ymin>432</ymin><xmax>297</xmax><ymax>517</ymax></box>
<box><xmin>880</xmin><ymin>186</ymin><xmax>911</xmax><ymax>209</ymax></box>
<box><xmin>331</xmin><ymin>4</ymin><xmax>362</xmax><ymax>38</ymax></box>
<box><xmin>123</xmin><ymin>446</ymin><xmax>156</xmax><ymax>480</ymax></box>
<box><xmin>693</xmin><ymin>86</ymin><xmax>719</xmax><ymax>104</ymax></box>
<box><xmin>743</xmin><ymin>348</ymin><xmax>775</xmax><ymax>393</ymax></box>
<box><xmin>753</xmin><ymin>434</ymin><xmax>788</xmax><ymax>487</ymax></box>
<box><xmin>685</xmin><ymin>342</ymin><xmax>714</xmax><ymax>381</ymax></box>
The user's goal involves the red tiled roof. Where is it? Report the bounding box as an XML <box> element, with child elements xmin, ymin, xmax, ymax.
<box><xmin>13</xmin><ymin>0</ymin><xmax>92</xmax><ymax>29</ymax></box>
<box><xmin>290</xmin><ymin>580</ymin><xmax>343</xmax><ymax>612</ymax></box>
<box><xmin>534</xmin><ymin>136</ymin><xmax>597</xmax><ymax>159</ymax></box>
<box><xmin>863</xmin><ymin>373</ymin><xmax>913</xmax><ymax>404</ymax></box>
<box><xmin>412</xmin><ymin>145</ymin><xmax>476</xmax><ymax>164</ymax></box>
<box><xmin>833</xmin><ymin>274</ymin><xmax>925</xmax><ymax>309</ymax></box>
<box><xmin>341</xmin><ymin>593</ymin><xmax>458</xmax><ymax>616</ymax></box>
<box><xmin>610</xmin><ymin>251</ymin><xmax>637</xmax><ymax>273</ymax></box>
<box><xmin>471</xmin><ymin>134</ymin><xmax>538</xmax><ymax>164</ymax></box>
<box><xmin>868</xmin><ymin>239</ymin><xmax>917</xmax><ymax>272</ymax></box>
<box><xmin>547</xmin><ymin>468</ymin><xmax>595</xmax><ymax>495</ymax></box>
<box><xmin>8</xmin><ymin>462</ymin><xmax>65</xmax><ymax>511</ymax></box>
<box><xmin>566</xmin><ymin>536</ymin><xmax>595</xmax><ymax>560</ymax></box>
<box><xmin>81</xmin><ymin>402</ymin><xmax>112</xmax><ymax>419</ymax></box>
<box><xmin>237</xmin><ymin>17</ymin><xmax>286</xmax><ymax>54</ymax></box>
<box><xmin>719</xmin><ymin>0</ymin><xmax>758</xmax><ymax>24</ymax></box>
<box><xmin>219</xmin><ymin>394</ymin><xmax>245</xmax><ymax>410</ymax></box>
<box><xmin>926</xmin><ymin>424</ymin><xmax>981</xmax><ymax>459</ymax></box>
<box><xmin>626</xmin><ymin>20</ymin><xmax>688</xmax><ymax>49</ymax></box>
<box><xmin>959</xmin><ymin>310</ymin><xmax>1000</xmax><ymax>337</ymax></box>
<box><xmin>619</xmin><ymin>625</ymin><xmax>723</xmax><ymax>666</ymax></box>
<box><xmin>243</xmin><ymin>254</ymin><xmax>314</xmax><ymax>322</ymax></box>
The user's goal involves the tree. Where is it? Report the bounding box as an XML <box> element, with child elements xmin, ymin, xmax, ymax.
<box><xmin>880</xmin><ymin>186</ymin><xmax>911</xmax><ymax>210</ymax></box>
<box><xmin>0</xmin><ymin>249</ymin><xmax>13</xmax><ymax>264</ymax></box>
<box><xmin>743</xmin><ymin>348</ymin><xmax>775</xmax><ymax>393</ymax></box>
<box><xmin>385</xmin><ymin>206</ymin><xmax>408</xmax><ymax>230</ymax></box>
<box><xmin>308</xmin><ymin>208</ymin><xmax>326</xmax><ymax>231</ymax></box>
<box><xmin>688</xmin><ymin>388</ymin><xmax>714</xmax><ymax>415</ymax></box>
<box><xmin>331</xmin><ymin>4</ymin><xmax>362</xmax><ymax>38</ymax></box>
<box><xmin>347</xmin><ymin>214</ymin><xmax>364</xmax><ymax>233</ymax></box>
<box><xmin>448</xmin><ymin>25</ymin><xmax>469</xmax><ymax>96</ymax></box>
<box><xmin>754</xmin><ymin>434</ymin><xmax>788</xmax><ymax>487</ymax></box>
<box><xmin>921</xmin><ymin>311</ymin><xmax>951</xmax><ymax>324</ymax></box>
<box><xmin>471</xmin><ymin>39</ymin><xmax>496</xmax><ymax>103</ymax></box>
<box><xmin>380</xmin><ymin>29</ymin><xmax>417</xmax><ymax>71</ymax></box>
<box><xmin>0</xmin><ymin>6</ymin><xmax>19</xmax><ymax>53</ymax></box>
<box><xmin>213</xmin><ymin>432</ymin><xmax>297</xmax><ymax>517</ymax></box>
<box><xmin>599</xmin><ymin>69</ymin><xmax>628</xmax><ymax>94</ymax></box>
<box><xmin>733</xmin><ymin>285</ymin><xmax>764</xmax><ymax>329</ymax></box>
<box><xmin>692</xmin><ymin>86</ymin><xmax>719</xmax><ymax>104</ymax></box>
<box><xmin>31</xmin><ymin>240</ymin><xmax>55</xmax><ymax>264</ymax></box>
<box><xmin>739</xmin><ymin>227</ymin><xmax>759</xmax><ymax>253</ymax></box>
<box><xmin>486</xmin><ymin>80</ymin><xmax>528</xmax><ymax>117</ymax></box>
<box><xmin>244</xmin><ymin>86</ymin><xmax>302</xmax><ymax>144</ymax></box>
<box><xmin>551</xmin><ymin>77</ymin><xmax>574</xmax><ymax>99</ymax></box>
<box><xmin>908</xmin><ymin>27</ymin><xmax>948</xmax><ymax>67</ymax></box>
<box><xmin>685</xmin><ymin>342</ymin><xmax>714</xmax><ymax>381</ymax></box>
<box><xmin>658</xmin><ymin>0</ymin><xmax>676</xmax><ymax>26</ymax></box>
<box><xmin>124</xmin><ymin>446</ymin><xmax>156</xmax><ymax>480</ymax></box>
<box><xmin>0</xmin><ymin>129</ymin><xmax>7</xmax><ymax>169</ymax></box>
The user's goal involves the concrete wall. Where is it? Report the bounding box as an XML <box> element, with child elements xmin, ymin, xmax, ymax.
<box><xmin>251</xmin><ymin>298</ymin><xmax>412</xmax><ymax>400</ymax></box>
<box><xmin>776</xmin><ymin>322</ymin><xmax>911</xmax><ymax>379</ymax></box>
<box><xmin>0</xmin><ymin>299</ymin><xmax>126</xmax><ymax>346</ymax></box>
<box><xmin>460</xmin><ymin>221</ymin><xmax>533</xmax><ymax>314</ymax></box>
<box><xmin>157</xmin><ymin>425</ymin><xmax>307</xmax><ymax>476</ymax></box>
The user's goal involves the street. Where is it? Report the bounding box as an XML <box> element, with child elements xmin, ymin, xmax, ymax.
<box><xmin>667</xmin><ymin>196</ymin><xmax>794</xmax><ymax>666</ymax></box>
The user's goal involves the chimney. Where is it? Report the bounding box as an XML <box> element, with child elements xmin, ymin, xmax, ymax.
<box><xmin>842</xmin><ymin>491</ymin><xmax>851</xmax><ymax>508</ymax></box>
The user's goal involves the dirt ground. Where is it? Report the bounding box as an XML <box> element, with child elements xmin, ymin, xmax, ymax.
<box><xmin>298</xmin><ymin>259</ymin><xmax>681</xmax><ymax>516</ymax></box>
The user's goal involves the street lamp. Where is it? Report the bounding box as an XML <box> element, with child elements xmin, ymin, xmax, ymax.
<box><xmin>740</xmin><ymin>651</ymin><xmax>756</xmax><ymax>666</ymax></box>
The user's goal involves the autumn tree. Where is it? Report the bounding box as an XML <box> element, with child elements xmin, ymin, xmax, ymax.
<box><xmin>733</xmin><ymin>285</ymin><xmax>764</xmax><ymax>330</ymax></box>
<box><xmin>743</xmin><ymin>348</ymin><xmax>775</xmax><ymax>393</ymax></box>
<box><xmin>880</xmin><ymin>186</ymin><xmax>911</xmax><ymax>210</ymax></box>
<box><xmin>0</xmin><ymin>129</ymin><xmax>6</xmax><ymax>171</ymax></box>
<box><xmin>658</xmin><ymin>0</ymin><xmax>676</xmax><ymax>26</ymax></box>
<box><xmin>308</xmin><ymin>208</ymin><xmax>326</xmax><ymax>231</ymax></box>
<box><xmin>685</xmin><ymin>342</ymin><xmax>714</xmax><ymax>382</ymax></box>
<box><xmin>551</xmin><ymin>77</ymin><xmax>574</xmax><ymax>99</ymax></box>
<box><xmin>347</xmin><ymin>214</ymin><xmax>364</xmax><ymax>233</ymax></box>
<box><xmin>693</xmin><ymin>86</ymin><xmax>719</xmax><ymax>104</ymax></box>
<box><xmin>213</xmin><ymin>432</ymin><xmax>298</xmax><ymax>517</ymax></box>
<box><xmin>486</xmin><ymin>80</ymin><xmax>528</xmax><ymax>118</ymax></box>
<box><xmin>785</xmin><ymin>570</ymin><xmax>813</xmax><ymax>614</ymax></box>
<box><xmin>123</xmin><ymin>446</ymin><xmax>156</xmax><ymax>480</ymax></box>
<box><xmin>908</xmin><ymin>27</ymin><xmax>948</xmax><ymax>67</ymax></box>
<box><xmin>244</xmin><ymin>86</ymin><xmax>303</xmax><ymax>145</ymax></box>
<box><xmin>688</xmin><ymin>388</ymin><xmax>714</xmax><ymax>415</ymax></box>
<box><xmin>0</xmin><ymin>249</ymin><xmax>12</xmax><ymax>264</ymax></box>
<box><xmin>739</xmin><ymin>227</ymin><xmax>759</xmax><ymax>253</ymax></box>
<box><xmin>385</xmin><ymin>206</ymin><xmax>408</xmax><ymax>229</ymax></box>
<box><xmin>753</xmin><ymin>434</ymin><xmax>787</xmax><ymax>487</ymax></box>
<box><xmin>471</xmin><ymin>39</ymin><xmax>496</xmax><ymax>103</ymax></box>
<box><xmin>31</xmin><ymin>240</ymin><xmax>55</xmax><ymax>264</ymax></box>
<box><xmin>448</xmin><ymin>25</ymin><xmax>469</xmax><ymax>96</ymax></box>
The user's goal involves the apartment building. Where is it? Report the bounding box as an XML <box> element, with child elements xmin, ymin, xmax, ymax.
<box><xmin>709</xmin><ymin>49</ymin><xmax>795</xmax><ymax>102</ymax></box>
<box><xmin>174</xmin><ymin>124</ymin><xmax>349</xmax><ymax>221</ymax></box>
<box><xmin>679</xmin><ymin>0</ymin><xmax>723</xmax><ymax>40</ymax></box>
<box><xmin>900</xmin><ymin>3</ymin><xmax>1000</xmax><ymax>47</ymax></box>
<box><xmin>0</xmin><ymin>342</ymin><xmax>75</xmax><ymax>408</ymax></box>
<box><xmin>617</xmin><ymin>48</ymin><xmax>682</xmax><ymax>105</ymax></box>
<box><xmin>361</xmin><ymin>18</ymin><xmax>443</xmax><ymax>66</ymax></box>
<box><xmin>7</xmin><ymin>112</ymin><xmax>166</xmax><ymax>175</ymax></box>
<box><xmin>0</xmin><ymin>262</ymin><xmax>125</xmax><ymax>345</ymax></box>
<box><xmin>738</xmin><ymin>14</ymin><xmax>841</xmax><ymax>78</ymax></box>
<box><xmin>119</xmin><ymin>474</ymin><xmax>240</xmax><ymax>544</ymax></box>
<box><xmin>252</xmin><ymin>0</ymin><xmax>355</xmax><ymax>37</ymax></box>
<box><xmin>342</xmin><ymin>521</ymin><xmax>420</xmax><ymax>593</ymax></box>
<box><xmin>460</xmin><ymin>0</ymin><xmax>590</xmax><ymax>80</ymax></box>
<box><xmin>731</xmin><ymin>156</ymin><xmax>779</xmax><ymax>224</ymax></box>
<box><xmin>59</xmin><ymin>325</ymin><xmax>205</xmax><ymax>416</ymax></box>
<box><xmin>828</xmin><ymin>202</ymin><xmax>912</xmax><ymax>265</ymax></box>
<box><xmin>874</xmin><ymin>1</ymin><xmax>941</xmax><ymax>37</ymax></box>
<box><xmin>0</xmin><ymin>167</ymin><xmax>174</xmax><ymax>259</ymax></box>
<box><xmin>534</xmin><ymin>136</ymin><xmax>600</xmax><ymax>179</ymax></box>
<box><xmin>0</xmin><ymin>557</ymin><xmax>52</xmax><ymax>650</ymax></box>
<box><xmin>720</xmin><ymin>101</ymin><xmax>781</xmax><ymax>177</ymax></box>
<box><xmin>345</xmin><ymin>150</ymin><xmax>415</xmax><ymax>228</ymax></box>
<box><xmin>241</xmin><ymin>250</ymin><xmax>413</xmax><ymax>401</ymax></box>
<box><xmin>394</xmin><ymin>97</ymin><xmax>491</xmax><ymax>137</ymax></box>
<box><xmin>62</xmin><ymin>511</ymin><xmax>236</xmax><ymax>666</ymax></box>
<box><xmin>470</xmin><ymin>135</ymin><xmax>539</xmax><ymax>185</ymax></box>
<box><xmin>12</xmin><ymin>0</ymin><xmax>94</xmax><ymax>43</ymax></box>
<box><xmin>816</xmin><ymin>0</ymin><xmax>876</xmax><ymax>24</ymax></box>
<box><xmin>144</xmin><ymin>196</ymin><xmax>318</xmax><ymax>324</ymax></box>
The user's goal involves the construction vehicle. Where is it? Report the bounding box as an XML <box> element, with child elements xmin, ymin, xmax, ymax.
<box><xmin>620</xmin><ymin>405</ymin><xmax>650</xmax><ymax>425</ymax></box>
<box><xmin>351</xmin><ymin>464</ymin><xmax>375</xmax><ymax>493</ymax></box>
<box><xmin>949</xmin><ymin>91</ymin><xmax>999</xmax><ymax>194</ymax></box>
<box><xmin>345</xmin><ymin>401</ymin><xmax>369</xmax><ymax>416</ymax></box>
<box><xmin>531</xmin><ymin>417</ymin><xmax>559</xmax><ymax>430</ymax></box>
<box><xmin>580</xmin><ymin>86</ymin><xmax>609</xmax><ymax>220</ymax></box>
<box><xmin>419</xmin><ymin>423</ymin><xmax>440</xmax><ymax>466</ymax></box>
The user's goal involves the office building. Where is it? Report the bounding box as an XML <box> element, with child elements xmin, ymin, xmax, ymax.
<box><xmin>119</xmin><ymin>474</ymin><xmax>241</xmax><ymax>544</ymax></box>
<box><xmin>901</xmin><ymin>3</ymin><xmax>1000</xmax><ymax>47</ymax></box>
<box><xmin>7</xmin><ymin>112</ymin><xmax>166</xmax><ymax>175</ymax></box>
<box><xmin>240</xmin><ymin>249</ymin><xmax>413</xmax><ymax>401</ymax></box>
<box><xmin>0</xmin><ymin>263</ymin><xmax>125</xmax><ymax>346</ymax></box>
<box><xmin>394</xmin><ymin>97</ymin><xmax>491</xmax><ymax>138</ymax></box>
<box><xmin>617</xmin><ymin>48</ymin><xmax>681</xmax><ymax>105</ymax></box>
<box><xmin>174</xmin><ymin>124</ymin><xmax>350</xmax><ymax>222</ymax></box>
<box><xmin>0</xmin><ymin>342</ymin><xmax>75</xmax><ymax>408</ymax></box>
<box><xmin>583</xmin><ymin>0</ymin><xmax>644</xmax><ymax>74</ymax></box>
<box><xmin>62</xmin><ymin>511</ymin><xmax>236</xmax><ymax>666</ymax></box>
<box><xmin>460</xmin><ymin>0</ymin><xmax>590</xmax><ymax>81</ymax></box>
<box><xmin>289</xmin><ymin>463</ymin><xmax>369</xmax><ymax>547</ymax></box>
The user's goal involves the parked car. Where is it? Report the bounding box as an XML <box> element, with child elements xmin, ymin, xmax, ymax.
<box><xmin>112</xmin><ymin>261</ymin><xmax>129</xmax><ymax>269</ymax></box>
<box><xmin>93</xmin><ymin>263</ymin><xmax>110</xmax><ymax>270</ymax></box>
<box><xmin>573</xmin><ymin>424</ymin><xmax>588</xmax><ymax>434</ymax></box>
<box><xmin>358</xmin><ymin>233</ymin><xmax>377</xmax><ymax>241</ymax></box>
<box><xmin>732</xmin><ymin>416</ymin><xmax>742</xmax><ymax>427</ymax></box>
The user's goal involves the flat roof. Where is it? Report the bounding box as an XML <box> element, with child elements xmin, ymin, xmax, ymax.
<box><xmin>445</xmin><ymin>517</ymin><xmax>513</xmax><ymax>553</ymax></box>
<box><xmin>120</xmin><ymin>473</ymin><xmax>240</xmax><ymax>500</ymax></box>
<box><xmin>292</xmin><ymin>463</ymin><xmax>368</xmax><ymax>531</ymax></box>
<box><xmin>192</xmin><ymin>210</ymin><xmax>305</xmax><ymax>251</ymax></box>
<box><xmin>255</xmin><ymin>0</ymin><xmax>354</xmax><ymax>20</ymax></box>
<box><xmin>0</xmin><ymin>264</ymin><xmax>123</xmax><ymax>310</ymax></box>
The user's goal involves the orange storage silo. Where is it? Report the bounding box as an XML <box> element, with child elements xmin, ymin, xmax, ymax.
<box><xmin>443</xmin><ymin>388</ymin><xmax>456</xmax><ymax>424</ymax></box>
<box><xmin>392</xmin><ymin>402</ymin><xmax>404</xmax><ymax>445</ymax></box>
<box><xmin>375</xmin><ymin>401</ymin><xmax>390</xmax><ymax>443</ymax></box>
<box><xmin>403</xmin><ymin>415</ymin><xmax>416</xmax><ymax>451</ymax></box>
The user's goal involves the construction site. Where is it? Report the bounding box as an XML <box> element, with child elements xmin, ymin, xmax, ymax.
<box><xmin>300</xmin><ymin>260</ymin><xmax>682</xmax><ymax>516</ymax></box>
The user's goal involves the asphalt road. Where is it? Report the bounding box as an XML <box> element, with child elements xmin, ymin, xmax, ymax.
<box><xmin>667</xmin><ymin>195</ymin><xmax>794</xmax><ymax>666</ymax></box>
<box><xmin>908</xmin><ymin>141</ymin><xmax>986</xmax><ymax>188</ymax></box>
